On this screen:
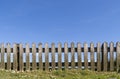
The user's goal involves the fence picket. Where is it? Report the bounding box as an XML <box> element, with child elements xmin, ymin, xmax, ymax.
<box><xmin>58</xmin><ymin>43</ymin><xmax>62</xmax><ymax>70</ymax></box>
<box><xmin>26</xmin><ymin>43</ymin><xmax>30</xmax><ymax>71</ymax></box>
<box><xmin>110</xmin><ymin>42</ymin><xmax>114</xmax><ymax>71</ymax></box>
<box><xmin>13</xmin><ymin>43</ymin><xmax>17</xmax><ymax>71</ymax></box>
<box><xmin>7</xmin><ymin>43</ymin><xmax>11</xmax><ymax>70</ymax></box>
<box><xmin>19</xmin><ymin>43</ymin><xmax>23</xmax><ymax>71</ymax></box>
<box><xmin>71</xmin><ymin>42</ymin><xmax>75</xmax><ymax>69</ymax></box>
<box><xmin>52</xmin><ymin>43</ymin><xmax>55</xmax><ymax>70</ymax></box>
<box><xmin>38</xmin><ymin>43</ymin><xmax>43</xmax><ymax>70</ymax></box>
<box><xmin>97</xmin><ymin>42</ymin><xmax>101</xmax><ymax>71</ymax></box>
<box><xmin>90</xmin><ymin>42</ymin><xmax>94</xmax><ymax>71</ymax></box>
<box><xmin>64</xmin><ymin>43</ymin><xmax>68</xmax><ymax>69</ymax></box>
<box><xmin>116</xmin><ymin>42</ymin><xmax>120</xmax><ymax>72</ymax></box>
<box><xmin>45</xmin><ymin>43</ymin><xmax>49</xmax><ymax>71</ymax></box>
<box><xmin>1</xmin><ymin>43</ymin><xmax>5</xmax><ymax>69</ymax></box>
<box><xmin>84</xmin><ymin>43</ymin><xmax>88</xmax><ymax>69</ymax></box>
<box><xmin>77</xmin><ymin>42</ymin><xmax>81</xmax><ymax>69</ymax></box>
<box><xmin>32</xmin><ymin>43</ymin><xmax>36</xmax><ymax>70</ymax></box>
<box><xmin>103</xmin><ymin>42</ymin><xmax>108</xmax><ymax>71</ymax></box>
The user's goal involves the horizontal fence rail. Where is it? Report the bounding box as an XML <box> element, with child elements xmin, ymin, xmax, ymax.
<box><xmin>0</xmin><ymin>42</ymin><xmax>120</xmax><ymax>72</ymax></box>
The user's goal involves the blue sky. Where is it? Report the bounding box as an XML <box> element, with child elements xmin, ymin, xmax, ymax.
<box><xmin>0</xmin><ymin>0</ymin><xmax>120</xmax><ymax>44</ymax></box>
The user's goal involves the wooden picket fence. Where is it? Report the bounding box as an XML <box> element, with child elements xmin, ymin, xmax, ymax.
<box><xmin>0</xmin><ymin>42</ymin><xmax>120</xmax><ymax>72</ymax></box>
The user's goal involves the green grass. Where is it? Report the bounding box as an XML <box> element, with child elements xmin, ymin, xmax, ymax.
<box><xmin>0</xmin><ymin>69</ymin><xmax>120</xmax><ymax>79</ymax></box>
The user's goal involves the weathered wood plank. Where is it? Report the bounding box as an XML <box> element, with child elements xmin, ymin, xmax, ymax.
<box><xmin>84</xmin><ymin>43</ymin><xmax>88</xmax><ymax>69</ymax></box>
<box><xmin>13</xmin><ymin>43</ymin><xmax>17</xmax><ymax>71</ymax></box>
<box><xmin>103</xmin><ymin>42</ymin><xmax>108</xmax><ymax>71</ymax></box>
<box><xmin>116</xmin><ymin>42</ymin><xmax>120</xmax><ymax>72</ymax></box>
<box><xmin>19</xmin><ymin>43</ymin><xmax>23</xmax><ymax>72</ymax></box>
<box><xmin>90</xmin><ymin>42</ymin><xmax>94</xmax><ymax>71</ymax></box>
<box><xmin>64</xmin><ymin>43</ymin><xmax>68</xmax><ymax>69</ymax></box>
<box><xmin>52</xmin><ymin>43</ymin><xmax>55</xmax><ymax>70</ymax></box>
<box><xmin>110</xmin><ymin>42</ymin><xmax>114</xmax><ymax>71</ymax></box>
<box><xmin>32</xmin><ymin>43</ymin><xmax>36</xmax><ymax>70</ymax></box>
<box><xmin>45</xmin><ymin>43</ymin><xmax>49</xmax><ymax>71</ymax></box>
<box><xmin>71</xmin><ymin>42</ymin><xmax>75</xmax><ymax>69</ymax></box>
<box><xmin>77</xmin><ymin>42</ymin><xmax>81</xmax><ymax>69</ymax></box>
<box><xmin>7</xmin><ymin>43</ymin><xmax>11</xmax><ymax>70</ymax></box>
<box><xmin>58</xmin><ymin>43</ymin><xmax>62</xmax><ymax>70</ymax></box>
<box><xmin>38</xmin><ymin>43</ymin><xmax>43</xmax><ymax>70</ymax></box>
<box><xmin>26</xmin><ymin>43</ymin><xmax>30</xmax><ymax>71</ymax></box>
<box><xmin>97</xmin><ymin>42</ymin><xmax>101</xmax><ymax>71</ymax></box>
<box><xmin>1</xmin><ymin>43</ymin><xmax>5</xmax><ymax>69</ymax></box>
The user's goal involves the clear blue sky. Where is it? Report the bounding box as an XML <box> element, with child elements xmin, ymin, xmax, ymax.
<box><xmin>0</xmin><ymin>0</ymin><xmax>120</xmax><ymax>44</ymax></box>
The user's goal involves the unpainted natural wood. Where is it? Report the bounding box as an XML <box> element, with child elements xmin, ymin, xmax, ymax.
<box><xmin>32</xmin><ymin>43</ymin><xmax>36</xmax><ymax>70</ymax></box>
<box><xmin>77</xmin><ymin>42</ymin><xmax>81</xmax><ymax>69</ymax></box>
<box><xmin>97</xmin><ymin>42</ymin><xmax>101</xmax><ymax>71</ymax></box>
<box><xmin>1</xmin><ymin>43</ymin><xmax>5</xmax><ymax>69</ymax></box>
<box><xmin>45</xmin><ymin>43</ymin><xmax>49</xmax><ymax>70</ymax></box>
<box><xmin>58</xmin><ymin>43</ymin><xmax>62</xmax><ymax>70</ymax></box>
<box><xmin>38</xmin><ymin>43</ymin><xmax>43</xmax><ymax>70</ymax></box>
<box><xmin>116</xmin><ymin>42</ymin><xmax>120</xmax><ymax>72</ymax></box>
<box><xmin>103</xmin><ymin>42</ymin><xmax>108</xmax><ymax>71</ymax></box>
<box><xmin>26</xmin><ymin>43</ymin><xmax>30</xmax><ymax>71</ymax></box>
<box><xmin>64</xmin><ymin>43</ymin><xmax>68</xmax><ymax>69</ymax></box>
<box><xmin>110</xmin><ymin>42</ymin><xmax>114</xmax><ymax>71</ymax></box>
<box><xmin>90</xmin><ymin>42</ymin><xmax>94</xmax><ymax>71</ymax></box>
<box><xmin>52</xmin><ymin>43</ymin><xmax>55</xmax><ymax>70</ymax></box>
<box><xmin>19</xmin><ymin>43</ymin><xmax>23</xmax><ymax>72</ymax></box>
<box><xmin>7</xmin><ymin>43</ymin><xmax>11</xmax><ymax>70</ymax></box>
<box><xmin>13</xmin><ymin>43</ymin><xmax>17</xmax><ymax>71</ymax></box>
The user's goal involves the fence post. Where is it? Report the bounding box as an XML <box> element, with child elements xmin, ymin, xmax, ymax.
<box><xmin>90</xmin><ymin>42</ymin><xmax>94</xmax><ymax>71</ymax></box>
<box><xmin>84</xmin><ymin>42</ymin><xmax>88</xmax><ymax>69</ymax></box>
